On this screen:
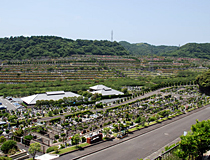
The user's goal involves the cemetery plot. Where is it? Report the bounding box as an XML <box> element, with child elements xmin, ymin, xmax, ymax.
<box><xmin>0</xmin><ymin>85</ymin><xmax>209</xmax><ymax>154</ymax></box>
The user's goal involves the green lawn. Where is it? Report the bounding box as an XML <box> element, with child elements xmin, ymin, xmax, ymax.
<box><xmin>52</xmin><ymin>143</ymin><xmax>89</xmax><ymax>155</ymax></box>
<box><xmin>128</xmin><ymin>127</ymin><xmax>137</xmax><ymax>132</ymax></box>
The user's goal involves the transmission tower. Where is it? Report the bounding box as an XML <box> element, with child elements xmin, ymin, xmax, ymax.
<box><xmin>111</xmin><ymin>30</ymin><xmax>113</xmax><ymax>42</ymax></box>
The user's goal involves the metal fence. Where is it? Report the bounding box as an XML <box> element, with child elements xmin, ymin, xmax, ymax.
<box><xmin>153</xmin><ymin>144</ymin><xmax>180</xmax><ymax>160</ymax></box>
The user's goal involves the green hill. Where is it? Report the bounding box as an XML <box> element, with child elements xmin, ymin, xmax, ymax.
<box><xmin>161</xmin><ymin>43</ymin><xmax>210</xmax><ymax>59</ymax></box>
<box><xmin>120</xmin><ymin>41</ymin><xmax>210</xmax><ymax>59</ymax></box>
<box><xmin>0</xmin><ymin>36</ymin><xmax>129</xmax><ymax>60</ymax></box>
<box><xmin>119</xmin><ymin>41</ymin><xmax>178</xmax><ymax>55</ymax></box>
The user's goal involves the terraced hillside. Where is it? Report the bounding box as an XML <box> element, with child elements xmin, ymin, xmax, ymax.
<box><xmin>0</xmin><ymin>55</ymin><xmax>206</xmax><ymax>84</ymax></box>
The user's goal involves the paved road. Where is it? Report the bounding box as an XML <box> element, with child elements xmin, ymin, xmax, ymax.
<box><xmin>76</xmin><ymin>106</ymin><xmax>210</xmax><ymax>160</ymax></box>
<box><xmin>0</xmin><ymin>97</ymin><xmax>16</xmax><ymax>110</ymax></box>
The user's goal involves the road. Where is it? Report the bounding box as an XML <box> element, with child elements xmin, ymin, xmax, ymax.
<box><xmin>77</xmin><ymin>106</ymin><xmax>210</xmax><ymax>160</ymax></box>
<box><xmin>0</xmin><ymin>97</ymin><xmax>16</xmax><ymax>110</ymax></box>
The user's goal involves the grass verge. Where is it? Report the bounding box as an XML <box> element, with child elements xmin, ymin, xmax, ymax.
<box><xmin>52</xmin><ymin>143</ymin><xmax>89</xmax><ymax>155</ymax></box>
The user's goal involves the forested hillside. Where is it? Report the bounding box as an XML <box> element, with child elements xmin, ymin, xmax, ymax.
<box><xmin>119</xmin><ymin>41</ymin><xmax>178</xmax><ymax>55</ymax></box>
<box><xmin>0</xmin><ymin>36</ymin><xmax>129</xmax><ymax>60</ymax></box>
<box><xmin>120</xmin><ymin>41</ymin><xmax>210</xmax><ymax>59</ymax></box>
<box><xmin>161</xmin><ymin>43</ymin><xmax>210</xmax><ymax>59</ymax></box>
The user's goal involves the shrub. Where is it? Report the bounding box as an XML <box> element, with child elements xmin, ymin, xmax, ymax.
<box><xmin>13</xmin><ymin>129</ymin><xmax>23</xmax><ymax>137</ymax></box>
<box><xmin>1</xmin><ymin>140</ymin><xmax>17</xmax><ymax>153</ymax></box>
<box><xmin>0</xmin><ymin>136</ymin><xmax>6</xmax><ymax>143</ymax></box>
<box><xmin>53</xmin><ymin>140</ymin><xmax>57</xmax><ymax>143</ymax></box>
<box><xmin>5</xmin><ymin>129</ymin><xmax>9</xmax><ymax>134</ymax></box>
<box><xmin>60</xmin><ymin>144</ymin><xmax>65</xmax><ymax>149</ymax></box>
<box><xmin>24</xmin><ymin>135</ymin><xmax>33</xmax><ymax>140</ymax></box>
<box><xmin>54</xmin><ymin>135</ymin><xmax>59</xmax><ymax>139</ymax></box>
<box><xmin>58</xmin><ymin>138</ymin><xmax>62</xmax><ymax>142</ymax></box>
<box><xmin>0</xmin><ymin>131</ymin><xmax>3</xmax><ymax>135</ymax></box>
<box><xmin>61</xmin><ymin>133</ymin><xmax>66</xmax><ymax>137</ymax></box>
<box><xmin>50</xmin><ymin>117</ymin><xmax>61</xmax><ymax>123</ymax></box>
<box><xmin>112</xmin><ymin>128</ymin><xmax>118</xmax><ymax>133</ymax></box>
<box><xmin>8</xmin><ymin>148</ymin><xmax>16</xmax><ymax>155</ymax></box>
<box><xmin>46</xmin><ymin>146</ymin><xmax>58</xmax><ymax>153</ymax></box>
<box><xmin>81</xmin><ymin>137</ymin><xmax>86</xmax><ymax>143</ymax></box>
<box><xmin>0</xmin><ymin>156</ymin><xmax>12</xmax><ymax>160</ymax></box>
<box><xmin>77</xmin><ymin>127</ymin><xmax>83</xmax><ymax>131</ymax></box>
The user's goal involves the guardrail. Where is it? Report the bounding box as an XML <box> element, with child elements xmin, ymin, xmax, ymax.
<box><xmin>153</xmin><ymin>144</ymin><xmax>179</xmax><ymax>160</ymax></box>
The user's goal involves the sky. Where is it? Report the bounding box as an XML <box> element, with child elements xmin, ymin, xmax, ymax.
<box><xmin>0</xmin><ymin>0</ymin><xmax>210</xmax><ymax>46</ymax></box>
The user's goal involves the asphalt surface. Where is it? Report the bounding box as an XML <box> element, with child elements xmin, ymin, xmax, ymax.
<box><xmin>55</xmin><ymin>105</ymin><xmax>210</xmax><ymax>160</ymax></box>
<box><xmin>0</xmin><ymin>97</ymin><xmax>16</xmax><ymax>110</ymax></box>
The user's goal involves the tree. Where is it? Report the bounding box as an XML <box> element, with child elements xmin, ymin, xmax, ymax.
<box><xmin>71</xmin><ymin>134</ymin><xmax>80</xmax><ymax>146</ymax></box>
<box><xmin>176</xmin><ymin>119</ymin><xmax>210</xmax><ymax>159</ymax></box>
<box><xmin>134</xmin><ymin>116</ymin><xmax>142</xmax><ymax>124</ymax></box>
<box><xmin>1</xmin><ymin>140</ymin><xmax>17</xmax><ymax>154</ymax></box>
<box><xmin>102</xmin><ymin>127</ymin><xmax>110</xmax><ymax>138</ymax></box>
<box><xmin>48</xmin><ymin>111</ymin><xmax>53</xmax><ymax>117</ymax></box>
<box><xmin>122</xmin><ymin>88</ymin><xmax>128</xmax><ymax>94</ymax></box>
<box><xmin>61</xmin><ymin>133</ymin><xmax>66</xmax><ymax>142</ymax></box>
<box><xmin>28</xmin><ymin>142</ymin><xmax>41</xmax><ymax>160</ymax></box>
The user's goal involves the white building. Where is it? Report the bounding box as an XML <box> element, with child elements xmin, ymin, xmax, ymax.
<box><xmin>89</xmin><ymin>85</ymin><xmax>124</xmax><ymax>96</ymax></box>
<box><xmin>21</xmin><ymin>91</ymin><xmax>81</xmax><ymax>105</ymax></box>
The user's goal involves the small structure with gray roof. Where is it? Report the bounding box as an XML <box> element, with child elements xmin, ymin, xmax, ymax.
<box><xmin>21</xmin><ymin>91</ymin><xmax>81</xmax><ymax>105</ymax></box>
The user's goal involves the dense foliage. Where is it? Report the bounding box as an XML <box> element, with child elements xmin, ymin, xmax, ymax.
<box><xmin>176</xmin><ymin>120</ymin><xmax>210</xmax><ymax>159</ymax></box>
<box><xmin>1</xmin><ymin>140</ymin><xmax>17</xmax><ymax>154</ymax></box>
<box><xmin>119</xmin><ymin>41</ymin><xmax>178</xmax><ymax>55</ymax></box>
<box><xmin>28</xmin><ymin>142</ymin><xmax>41</xmax><ymax>160</ymax></box>
<box><xmin>0</xmin><ymin>36</ymin><xmax>128</xmax><ymax>60</ymax></box>
<box><xmin>162</xmin><ymin>43</ymin><xmax>210</xmax><ymax>59</ymax></box>
<box><xmin>196</xmin><ymin>70</ymin><xmax>210</xmax><ymax>95</ymax></box>
<box><xmin>120</xmin><ymin>41</ymin><xmax>210</xmax><ymax>60</ymax></box>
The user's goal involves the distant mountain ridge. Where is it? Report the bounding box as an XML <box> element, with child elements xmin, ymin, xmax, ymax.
<box><xmin>119</xmin><ymin>41</ymin><xmax>178</xmax><ymax>55</ymax></box>
<box><xmin>119</xmin><ymin>41</ymin><xmax>210</xmax><ymax>59</ymax></box>
<box><xmin>1</xmin><ymin>36</ymin><xmax>210</xmax><ymax>60</ymax></box>
<box><xmin>0</xmin><ymin>36</ymin><xmax>129</xmax><ymax>60</ymax></box>
<box><xmin>161</xmin><ymin>43</ymin><xmax>210</xmax><ymax>59</ymax></box>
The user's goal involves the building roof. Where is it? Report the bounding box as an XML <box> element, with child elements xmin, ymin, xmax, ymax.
<box><xmin>89</xmin><ymin>85</ymin><xmax>124</xmax><ymax>96</ymax></box>
<box><xmin>89</xmin><ymin>85</ymin><xmax>111</xmax><ymax>91</ymax></box>
<box><xmin>21</xmin><ymin>91</ymin><xmax>81</xmax><ymax>105</ymax></box>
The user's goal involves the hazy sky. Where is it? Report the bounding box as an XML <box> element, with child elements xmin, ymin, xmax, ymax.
<box><xmin>1</xmin><ymin>0</ymin><xmax>210</xmax><ymax>46</ymax></box>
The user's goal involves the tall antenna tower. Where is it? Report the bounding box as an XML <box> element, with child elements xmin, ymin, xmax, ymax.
<box><xmin>111</xmin><ymin>30</ymin><xmax>113</xmax><ymax>42</ymax></box>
